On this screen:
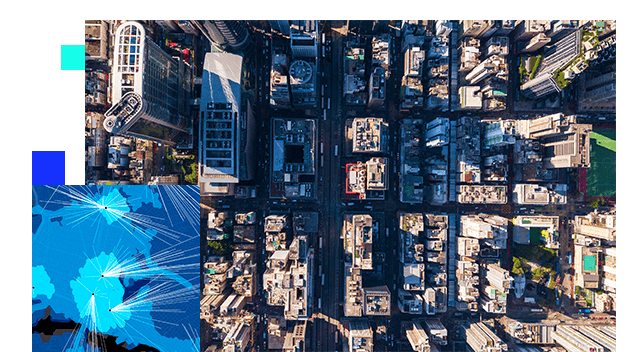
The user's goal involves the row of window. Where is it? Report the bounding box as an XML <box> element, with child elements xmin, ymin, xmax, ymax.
<box><xmin>202</xmin><ymin>110</ymin><xmax>235</xmax><ymax>120</ymax></box>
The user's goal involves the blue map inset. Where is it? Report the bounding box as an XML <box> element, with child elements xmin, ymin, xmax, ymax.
<box><xmin>32</xmin><ymin>185</ymin><xmax>200</xmax><ymax>352</ymax></box>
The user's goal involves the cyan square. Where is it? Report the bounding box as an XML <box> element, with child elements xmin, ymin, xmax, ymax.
<box><xmin>61</xmin><ymin>45</ymin><xmax>85</xmax><ymax>70</ymax></box>
<box><xmin>32</xmin><ymin>151</ymin><xmax>65</xmax><ymax>185</ymax></box>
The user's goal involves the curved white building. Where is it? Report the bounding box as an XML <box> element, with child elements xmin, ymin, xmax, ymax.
<box><xmin>104</xmin><ymin>21</ymin><xmax>192</xmax><ymax>146</ymax></box>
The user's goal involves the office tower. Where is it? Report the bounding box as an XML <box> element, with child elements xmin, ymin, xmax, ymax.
<box><xmin>514</xmin><ymin>20</ymin><xmax>552</xmax><ymax>42</ymax></box>
<box><xmin>269</xmin><ymin>20</ymin><xmax>291</xmax><ymax>37</ymax></box>
<box><xmin>548</xmin><ymin>20</ymin><xmax>579</xmax><ymax>43</ymax></box>
<box><xmin>463</xmin><ymin>322</ymin><xmax>508</xmax><ymax>352</ymax></box>
<box><xmin>290</xmin><ymin>20</ymin><xmax>318</xmax><ymax>58</ymax></box>
<box><xmin>104</xmin><ymin>21</ymin><xmax>192</xmax><ymax>147</ymax></box>
<box><xmin>460</xmin><ymin>20</ymin><xmax>496</xmax><ymax>39</ymax></box>
<box><xmin>199</xmin><ymin>52</ymin><xmax>256</xmax><ymax>195</ymax></box>
<box><xmin>270</xmin><ymin>54</ymin><xmax>291</xmax><ymax>108</ymax></box>
<box><xmin>522</xmin><ymin>33</ymin><xmax>551</xmax><ymax>53</ymax></box>
<box><xmin>289</xmin><ymin>60</ymin><xmax>316</xmax><ymax>107</ymax></box>
<box><xmin>405</xmin><ymin>321</ymin><xmax>431</xmax><ymax>352</ymax></box>
<box><xmin>191</xmin><ymin>20</ymin><xmax>251</xmax><ymax>53</ymax></box>
<box><xmin>520</xmin><ymin>30</ymin><xmax>580</xmax><ymax>99</ymax></box>
<box><xmin>494</xmin><ymin>20</ymin><xmax>515</xmax><ymax>37</ymax></box>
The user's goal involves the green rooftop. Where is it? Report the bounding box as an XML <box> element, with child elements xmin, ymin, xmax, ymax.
<box><xmin>529</xmin><ymin>227</ymin><xmax>541</xmax><ymax>244</ymax></box>
<box><xmin>587</xmin><ymin>130</ymin><xmax>616</xmax><ymax>198</ymax></box>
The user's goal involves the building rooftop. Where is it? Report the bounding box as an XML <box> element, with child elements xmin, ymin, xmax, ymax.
<box><xmin>574</xmin><ymin>211</ymin><xmax>616</xmax><ymax>243</ymax></box>
<box><xmin>199</xmin><ymin>52</ymin><xmax>243</xmax><ymax>185</ymax></box>
<box><xmin>263</xmin><ymin>239</ymin><xmax>313</xmax><ymax>320</ymax></box>
<box><xmin>270</xmin><ymin>118</ymin><xmax>317</xmax><ymax>199</ymax></box>
<box><xmin>512</xmin><ymin>184</ymin><xmax>567</xmax><ymax>205</ymax></box>
<box><xmin>400</xmin><ymin>120</ymin><xmax>424</xmax><ymax>203</ymax></box>
<box><xmin>513</xmin><ymin>215</ymin><xmax>560</xmax><ymax>249</ymax></box>
<box><xmin>344</xmin><ymin>214</ymin><xmax>374</xmax><ymax>270</ymax></box>
<box><xmin>372</xmin><ymin>35</ymin><xmax>391</xmax><ymax>69</ymax></box>
<box><xmin>458</xmin><ymin>185</ymin><xmax>507</xmax><ymax>204</ymax></box>
<box><xmin>461</xmin><ymin>214</ymin><xmax>508</xmax><ymax>249</ymax></box>
<box><xmin>270</xmin><ymin>53</ymin><xmax>291</xmax><ymax>108</ymax></box>
<box><xmin>458</xmin><ymin>86</ymin><xmax>482</xmax><ymax>110</ymax></box>
<box><xmin>346</xmin><ymin>158</ymin><xmax>389</xmax><ymax>200</ymax></box>
<box><xmin>345</xmin><ymin>264</ymin><xmax>364</xmax><ymax>317</ymax></box>
<box><xmin>397</xmin><ymin>290</ymin><xmax>423</xmax><ymax>314</ymax></box>
<box><xmin>363</xmin><ymin>286</ymin><xmax>391</xmax><ymax>316</ymax></box>
<box><xmin>351</xmin><ymin>117</ymin><xmax>387</xmax><ymax>153</ymax></box>
<box><xmin>463</xmin><ymin>321</ymin><xmax>508</xmax><ymax>351</ymax></box>
<box><xmin>348</xmin><ymin>320</ymin><xmax>374</xmax><ymax>352</ymax></box>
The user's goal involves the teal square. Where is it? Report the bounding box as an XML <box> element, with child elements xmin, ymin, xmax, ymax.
<box><xmin>61</xmin><ymin>45</ymin><xmax>85</xmax><ymax>70</ymax></box>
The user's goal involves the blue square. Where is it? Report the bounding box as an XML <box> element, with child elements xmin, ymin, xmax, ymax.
<box><xmin>61</xmin><ymin>45</ymin><xmax>85</xmax><ymax>70</ymax></box>
<box><xmin>32</xmin><ymin>151</ymin><xmax>65</xmax><ymax>185</ymax></box>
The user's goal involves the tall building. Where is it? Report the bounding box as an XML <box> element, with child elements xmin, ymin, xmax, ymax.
<box><xmin>552</xmin><ymin>325</ymin><xmax>605</xmax><ymax>352</ymax></box>
<box><xmin>104</xmin><ymin>21</ymin><xmax>193</xmax><ymax>147</ymax></box>
<box><xmin>465</xmin><ymin>55</ymin><xmax>507</xmax><ymax>85</ymax></box>
<box><xmin>516</xmin><ymin>114</ymin><xmax>591</xmax><ymax>168</ymax></box>
<box><xmin>539</xmin><ymin>123</ymin><xmax>591</xmax><ymax>169</ymax></box>
<box><xmin>269</xmin><ymin>20</ymin><xmax>291</xmax><ymax>37</ymax></box>
<box><xmin>435</xmin><ymin>20</ymin><xmax>453</xmax><ymax>37</ymax></box>
<box><xmin>512</xmin><ymin>184</ymin><xmax>567</xmax><ymax>205</ymax></box>
<box><xmin>85</xmin><ymin>20</ymin><xmax>109</xmax><ymax>62</ymax></box>
<box><xmin>456</xmin><ymin>259</ymin><xmax>479</xmax><ymax>311</ymax></box>
<box><xmin>348</xmin><ymin>321</ymin><xmax>374</xmax><ymax>352</ymax></box>
<box><xmin>270</xmin><ymin>119</ymin><xmax>317</xmax><ymax>199</ymax></box>
<box><xmin>175</xmin><ymin>20</ymin><xmax>199</xmax><ymax>35</ymax></box>
<box><xmin>404</xmin><ymin>321</ymin><xmax>432</xmax><ymax>352</ymax></box>
<box><xmin>574</xmin><ymin>211</ymin><xmax>616</xmax><ymax>243</ymax></box>
<box><xmin>483</xmin><ymin>120</ymin><xmax>516</xmax><ymax>148</ymax></box>
<box><xmin>368</xmin><ymin>66</ymin><xmax>386</xmax><ymax>109</ymax></box>
<box><xmin>198</xmin><ymin>52</ymin><xmax>256</xmax><ymax>196</ymax></box>
<box><xmin>463</xmin><ymin>322</ymin><xmax>508</xmax><ymax>352</ymax></box>
<box><xmin>222</xmin><ymin>321</ymin><xmax>252</xmax><ymax>352</ymax></box>
<box><xmin>270</xmin><ymin>54</ymin><xmax>291</xmax><ymax>109</ymax></box>
<box><xmin>519</xmin><ymin>73</ymin><xmax>561</xmax><ymax>99</ymax></box>
<box><xmin>363</xmin><ymin>286</ymin><xmax>391</xmax><ymax>316</ymax></box>
<box><xmin>494</xmin><ymin>20</ymin><xmax>515</xmax><ymax>37</ymax></box>
<box><xmin>520</xmin><ymin>30</ymin><xmax>581</xmax><ymax>99</ymax></box>
<box><xmin>191</xmin><ymin>20</ymin><xmax>251</xmax><ymax>53</ymax></box>
<box><xmin>460</xmin><ymin>214</ymin><xmax>508</xmax><ymax>249</ymax></box>
<box><xmin>460</xmin><ymin>20</ymin><xmax>496</xmax><ymax>39</ymax></box>
<box><xmin>514</xmin><ymin>20</ymin><xmax>552</xmax><ymax>42</ymax></box>
<box><xmin>537</xmin><ymin>30</ymin><xmax>581</xmax><ymax>76</ymax></box>
<box><xmin>263</xmin><ymin>240</ymin><xmax>314</xmax><ymax>321</ymax></box>
<box><xmin>578</xmin><ymin>66</ymin><xmax>616</xmax><ymax>112</ymax></box>
<box><xmin>283</xmin><ymin>321</ymin><xmax>307</xmax><ymax>352</ymax></box>
<box><xmin>424</xmin><ymin>117</ymin><xmax>450</xmax><ymax>148</ymax></box>
<box><xmin>522</xmin><ymin>33</ymin><xmax>551</xmax><ymax>53</ymax></box>
<box><xmin>351</xmin><ymin>117</ymin><xmax>388</xmax><ymax>154</ymax></box>
<box><xmin>480</xmin><ymin>264</ymin><xmax>512</xmax><ymax>314</ymax></box>
<box><xmin>548</xmin><ymin>20</ymin><xmax>580</xmax><ymax>43</ymax></box>
<box><xmin>290</xmin><ymin>20</ymin><xmax>318</xmax><ymax>58</ymax></box>
<box><xmin>289</xmin><ymin>59</ymin><xmax>317</xmax><ymax>107</ymax></box>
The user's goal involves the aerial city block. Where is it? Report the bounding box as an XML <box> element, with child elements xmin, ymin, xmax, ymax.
<box><xmin>83</xmin><ymin>20</ymin><xmax>617</xmax><ymax>352</ymax></box>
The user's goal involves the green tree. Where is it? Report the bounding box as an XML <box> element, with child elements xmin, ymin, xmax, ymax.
<box><xmin>208</xmin><ymin>241</ymin><xmax>233</xmax><ymax>256</ymax></box>
<box><xmin>184</xmin><ymin>162</ymin><xmax>198</xmax><ymax>185</ymax></box>
<box><xmin>512</xmin><ymin>257</ymin><xmax>525</xmax><ymax>276</ymax></box>
<box><xmin>532</xmin><ymin>267</ymin><xmax>544</xmax><ymax>281</ymax></box>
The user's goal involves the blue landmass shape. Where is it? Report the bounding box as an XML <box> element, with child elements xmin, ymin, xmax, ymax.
<box><xmin>93</xmin><ymin>188</ymin><xmax>132</xmax><ymax>225</ymax></box>
<box><xmin>32</xmin><ymin>266</ymin><xmax>55</xmax><ymax>300</ymax></box>
<box><xmin>70</xmin><ymin>252</ymin><xmax>130</xmax><ymax>333</ymax></box>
